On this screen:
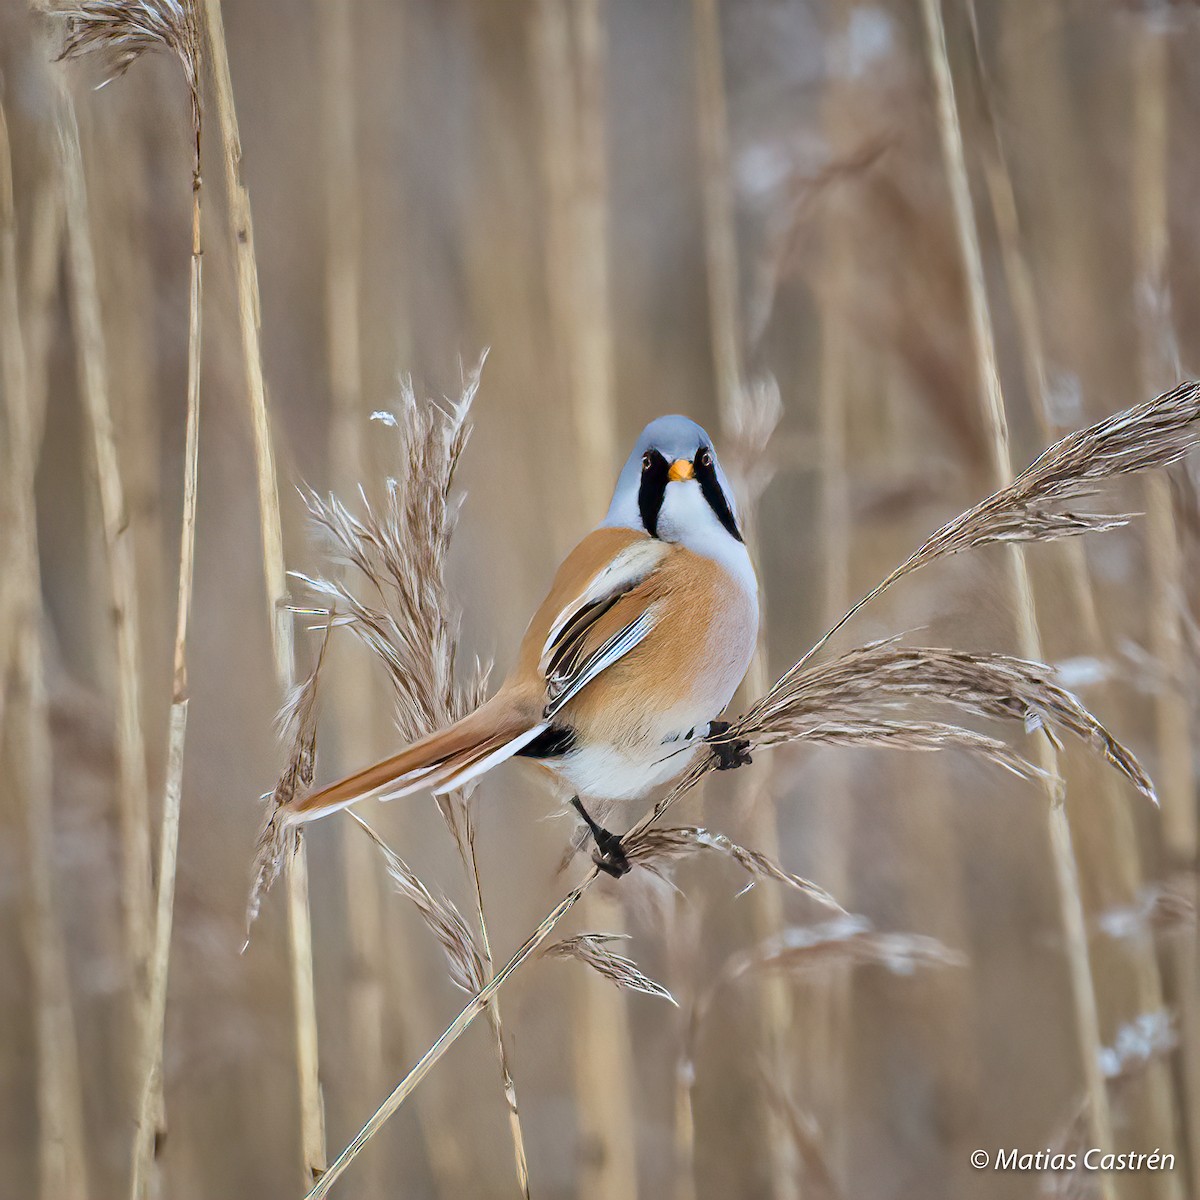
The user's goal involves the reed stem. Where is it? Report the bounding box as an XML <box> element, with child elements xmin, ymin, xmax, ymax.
<box><xmin>199</xmin><ymin>0</ymin><xmax>325</xmax><ymax>1180</ymax></box>
<box><xmin>534</xmin><ymin>3</ymin><xmax>639</xmax><ymax>1194</ymax></box>
<box><xmin>1131</xmin><ymin>20</ymin><xmax>1198</xmax><ymax>1185</ymax></box>
<box><xmin>2</xmin><ymin>96</ymin><xmax>90</xmax><ymax>1200</ymax></box>
<box><xmin>316</xmin><ymin>3</ymin><xmax>390</xmax><ymax>1196</ymax></box>
<box><xmin>690</xmin><ymin>3</ymin><xmax>798</xmax><ymax>1192</ymax></box>
<box><xmin>966</xmin><ymin>8</ymin><xmax>1183</xmax><ymax>1186</ymax></box>
<box><xmin>129</xmin><ymin>43</ymin><xmax>203</xmax><ymax>1199</ymax></box>
<box><xmin>57</xmin><ymin>69</ymin><xmax>153</xmax><ymax>1048</ymax></box>
<box><xmin>917</xmin><ymin>4</ymin><xmax>1115</xmax><ymax>1191</ymax></box>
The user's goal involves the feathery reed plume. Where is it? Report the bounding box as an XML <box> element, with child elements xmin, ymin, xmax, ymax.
<box><xmin>349</xmin><ymin>815</ymin><xmax>484</xmax><ymax>996</ymax></box>
<box><xmin>59</xmin><ymin>6</ymin><xmax>203</xmax><ymax>1193</ymax></box>
<box><xmin>58</xmin><ymin>0</ymin><xmax>198</xmax><ymax>98</ymax></box>
<box><xmin>794</xmin><ymin>381</ymin><xmax>1200</xmax><ymax>675</ymax></box>
<box><xmin>247</xmin><ymin>626</ymin><xmax>331</xmax><ymax>928</ymax></box>
<box><xmin>265</xmin><ymin>365</ymin><xmax>531</xmax><ymax>1195</ymax></box>
<box><xmin>543</xmin><ymin>934</ymin><xmax>677</xmax><ymax>1004</ymax></box>
<box><xmin>623</xmin><ymin>826</ymin><xmax>847</xmax><ymax>913</ymax></box>
<box><xmin>731</xmin><ymin>639</ymin><xmax>1156</xmax><ymax>803</ymax></box>
<box><xmin>305</xmin><ymin>374</ymin><xmax>1198</xmax><ymax>1198</ymax></box>
<box><xmin>198</xmin><ymin>0</ymin><xmax>327</xmax><ymax>1176</ymax></box>
<box><xmin>290</xmin><ymin>368</ymin><xmax>480</xmax><ymax>762</ymax></box>
<box><xmin>1</xmin><ymin>97</ymin><xmax>90</xmax><ymax>1200</ymax></box>
<box><xmin>723</xmin><ymin>920</ymin><xmax>966</xmax><ymax>981</ymax></box>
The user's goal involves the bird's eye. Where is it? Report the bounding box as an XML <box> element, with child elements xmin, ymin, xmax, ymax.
<box><xmin>698</xmin><ymin>448</ymin><xmax>712</xmax><ymax>468</ymax></box>
<box><xmin>642</xmin><ymin>452</ymin><xmax>653</xmax><ymax>472</ymax></box>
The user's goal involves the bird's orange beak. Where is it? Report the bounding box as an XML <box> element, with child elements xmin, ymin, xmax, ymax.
<box><xmin>668</xmin><ymin>459</ymin><xmax>694</xmax><ymax>482</ymax></box>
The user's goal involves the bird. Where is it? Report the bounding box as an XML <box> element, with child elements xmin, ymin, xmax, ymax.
<box><xmin>281</xmin><ymin>415</ymin><xmax>759</xmax><ymax>875</ymax></box>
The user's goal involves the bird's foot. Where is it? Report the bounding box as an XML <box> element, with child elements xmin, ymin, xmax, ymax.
<box><xmin>571</xmin><ymin>797</ymin><xmax>631</xmax><ymax>878</ymax></box>
<box><xmin>706</xmin><ymin>721</ymin><xmax>753</xmax><ymax>770</ymax></box>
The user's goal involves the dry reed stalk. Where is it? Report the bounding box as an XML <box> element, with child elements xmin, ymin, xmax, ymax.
<box><xmin>689</xmin><ymin>5</ymin><xmax>797</xmax><ymax>1191</ymax></box>
<box><xmin>463</xmin><ymin>818</ymin><xmax>532</xmax><ymax>1200</ymax></box>
<box><xmin>533</xmin><ymin>0</ymin><xmax>575</xmax><ymax>415</ymax></box>
<box><xmin>316</xmin><ymin>4</ymin><xmax>389</xmax><ymax>1195</ymax></box>
<box><xmin>55</xmin><ymin>4</ymin><xmax>187</xmax><ymax>680</ymax></box>
<box><xmin>1131</xmin><ymin>20</ymin><xmax>1198</xmax><ymax>1184</ymax></box>
<box><xmin>1</xmin><ymin>97</ymin><xmax>90</xmax><ymax>1200</ymax></box>
<box><xmin>565</xmin><ymin>0</ymin><xmax>618</xmax><ymax>519</ymax></box>
<box><xmin>966</xmin><ymin>8</ymin><xmax>1184</xmax><ymax>1186</ymax></box>
<box><xmin>690</xmin><ymin>0</ymin><xmax>743</xmax><ymax>434</ymax></box>
<box><xmin>56</xmin><ymin>7</ymin><xmax>205</xmax><ymax>1193</ymax></box>
<box><xmin>198</xmin><ymin>0</ymin><xmax>325</xmax><ymax>1180</ymax></box>
<box><xmin>665</xmin><ymin>899</ymin><xmax>700</xmax><ymax>1200</ymax></box>
<box><xmin>0</xmin><ymin>149</ymin><xmax>61</xmax><ymax>712</ymax></box>
<box><xmin>532</xmin><ymin>4</ymin><xmax>639</xmax><ymax>1193</ymax></box>
<box><xmin>917</xmin><ymin>2</ymin><xmax>1115</xmax><ymax>1187</ymax></box>
<box><xmin>55</xmin><ymin>60</ymin><xmax>156</xmax><ymax>1115</ymax></box>
<box><xmin>807</xmin><ymin>12</ymin><xmax>862</xmax><ymax>1168</ymax></box>
<box><xmin>1131</xmin><ymin>15</ymin><xmax>1193</xmax><ymax>849</ymax></box>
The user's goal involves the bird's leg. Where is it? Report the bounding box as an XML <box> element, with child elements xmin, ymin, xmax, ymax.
<box><xmin>570</xmin><ymin>796</ymin><xmax>630</xmax><ymax>878</ymax></box>
<box><xmin>706</xmin><ymin>720</ymin><xmax>753</xmax><ymax>770</ymax></box>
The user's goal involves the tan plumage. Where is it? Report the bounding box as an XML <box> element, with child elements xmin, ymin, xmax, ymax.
<box><xmin>284</xmin><ymin>416</ymin><xmax>759</xmax><ymax>825</ymax></box>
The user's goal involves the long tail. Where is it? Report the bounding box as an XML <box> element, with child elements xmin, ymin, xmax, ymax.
<box><xmin>284</xmin><ymin>694</ymin><xmax>545</xmax><ymax>824</ymax></box>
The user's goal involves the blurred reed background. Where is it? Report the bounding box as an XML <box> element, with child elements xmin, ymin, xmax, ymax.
<box><xmin>1</xmin><ymin>1</ymin><xmax>1198</xmax><ymax>1199</ymax></box>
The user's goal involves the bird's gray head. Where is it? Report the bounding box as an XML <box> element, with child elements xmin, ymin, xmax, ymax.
<box><xmin>603</xmin><ymin>415</ymin><xmax>743</xmax><ymax>546</ymax></box>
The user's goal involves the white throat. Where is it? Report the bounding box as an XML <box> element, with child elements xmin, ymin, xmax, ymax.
<box><xmin>653</xmin><ymin>480</ymin><xmax>757</xmax><ymax>595</ymax></box>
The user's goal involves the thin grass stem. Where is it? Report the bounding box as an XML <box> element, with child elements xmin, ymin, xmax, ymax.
<box><xmin>129</xmin><ymin>30</ymin><xmax>202</xmax><ymax>1197</ymax></box>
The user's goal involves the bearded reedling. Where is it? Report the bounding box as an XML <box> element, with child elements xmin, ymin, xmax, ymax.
<box><xmin>282</xmin><ymin>416</ymin><xmax>758</xmax><ymax>873</ymax></box>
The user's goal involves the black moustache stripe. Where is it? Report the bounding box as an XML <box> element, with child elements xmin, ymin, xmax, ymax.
<box><xmin>638</xmin><ymin>450</ymin><xmax>669</xmax><ymax>537</ymax></box>
<box><xmin>695</xmin><ymin>453</ymin><xmax>743</xmax><ymax>542</ymax></box>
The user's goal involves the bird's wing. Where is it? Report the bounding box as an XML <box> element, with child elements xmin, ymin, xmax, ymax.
<box><xmin>543</xmin><ymin>603</ymin><xmax>660</xmax><ymax>718</ymax></box>
<box><xmin>517</xmin><ymin>529</ymin><xmax>669</xmax><ymax>718</ymax></box>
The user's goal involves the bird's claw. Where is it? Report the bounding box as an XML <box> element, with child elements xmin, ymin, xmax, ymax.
<box><xmin>707</xmin><ymin>720</ymin><xmax>753</xmax><ymax>770</ymax></box>
<box><xmin>571</xmin><ymin>797</ymin><xmax>631</xmax><ymax>878</ymax></box>
<box><xmin>592</xmin><ymin>834</ymin><xmax>631</xmax><ymax>878</ymax></box>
